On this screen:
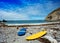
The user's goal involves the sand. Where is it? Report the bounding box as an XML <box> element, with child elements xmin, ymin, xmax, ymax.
<box><xmin>0</xmin><ymin>23</ymin><xmax>60</xmax><ymax>43</ymax></box>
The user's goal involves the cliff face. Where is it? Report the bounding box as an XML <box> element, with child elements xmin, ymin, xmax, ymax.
<box><xmin>46</xmin><ymin>8</ymin><xmax>60</xmax><ymax>21</ymax></box>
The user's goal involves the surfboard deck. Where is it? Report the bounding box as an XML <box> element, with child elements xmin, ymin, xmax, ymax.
<box><xmin>26</xmin><ymin>30</ymin><xmax>47</xmax><ymax>40</ymax></box>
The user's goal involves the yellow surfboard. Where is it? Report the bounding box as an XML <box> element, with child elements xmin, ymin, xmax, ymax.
<box><xmin>26</xmin><ymin>30</ymin><xmax>47</xmax><ymax>40</ymax></box>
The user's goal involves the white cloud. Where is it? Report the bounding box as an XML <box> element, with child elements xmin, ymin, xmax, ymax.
<box><xmin>0</xmin><ymin>10</ymin><xmax>30</xmax><ymax>20</ymax></box>
<box><xmin>0</xmin><ymin>3</ymin><xmax>46</xmax><ymax>20</ymax></box>
<box><xmin>0</xmin><ymin>0</ymin><xmax>60</xmax><ymax>20</ymax></box>
<box><xmin>16</xmin><ymin>3</ymin><xmax>46</xmax><ymax>16</ymax></box>
<box><xmin>43</xmin><ymin>1</ymin><xmax>60</xmax><ymax>12</ymax></box>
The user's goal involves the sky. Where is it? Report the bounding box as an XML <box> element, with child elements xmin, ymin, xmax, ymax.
<box><xmin>0</xmin><ymin>0</ymin><xmax>60</xmax><ymax>20</ymax></box>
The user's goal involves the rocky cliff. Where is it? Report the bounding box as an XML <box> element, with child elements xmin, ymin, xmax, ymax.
<box><xmin>46</xmin><ymin>8</ymin><xmax>60</xmax><ymax>21</ymax></box>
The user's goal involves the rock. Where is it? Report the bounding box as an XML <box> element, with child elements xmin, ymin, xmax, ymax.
<box><xmin>46</xmin><ymin>8</ymin><xmax>60</xmax><ymax>21</ymax></box>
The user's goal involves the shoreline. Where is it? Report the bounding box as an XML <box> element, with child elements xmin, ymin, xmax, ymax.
<box><xmin>0</xmin><ymin>21</ymin><xmax>60</xmax><ymax>27</ymax></box>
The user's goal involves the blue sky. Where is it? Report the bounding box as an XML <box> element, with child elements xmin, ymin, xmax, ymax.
<box><xmin>0</xmin><ymin>0</ymin><xmax>60</xmax><ymax>20</ymax></box>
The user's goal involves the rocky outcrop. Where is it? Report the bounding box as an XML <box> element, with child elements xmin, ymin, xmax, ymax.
<box><xmin>46</xmin><ymin>8</ymin><xmax>60</xmax><ymax>21</ymax></box>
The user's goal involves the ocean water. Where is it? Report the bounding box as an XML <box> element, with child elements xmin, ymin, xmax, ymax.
<box><xmin>5</xmin><ymin>20</ymin><xmax>48</xmax><ymax>24</ymax></box>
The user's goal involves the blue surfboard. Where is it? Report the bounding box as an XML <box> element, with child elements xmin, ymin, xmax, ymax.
<box><xmin>17</xmin><ymin>28</ymin><xmax>27</xmax><ymax>36</ymax></box>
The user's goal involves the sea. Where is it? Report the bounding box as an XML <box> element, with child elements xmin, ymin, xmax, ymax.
<box><xmin>4</xmin><ymin>20</ymin><xmax>48</xmax><ymax>25</ymax></box>
<box><xmin>3</xmin><ymin>20</ymin><xmax>59</xmax><ymax>25</ymax></box>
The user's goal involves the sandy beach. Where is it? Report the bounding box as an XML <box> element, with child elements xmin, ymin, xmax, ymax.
<box><xmin>0</xmin><ymin>22</ymin><xmax>60</xmax><ymax>43</ymax></box>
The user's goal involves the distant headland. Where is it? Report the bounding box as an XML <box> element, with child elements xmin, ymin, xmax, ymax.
<box><xmin>0</xmin><ymin>19</ymin><xmax>7</xmax><ymax>22</ymax></box>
